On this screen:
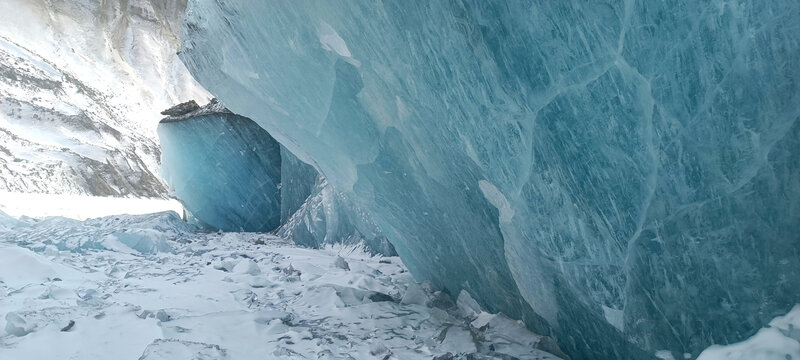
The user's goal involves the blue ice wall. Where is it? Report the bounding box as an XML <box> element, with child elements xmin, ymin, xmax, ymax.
<box><xmin>179</xmin><ymin>1</ymin><xmax>800</xmax><ymax>358</ymax></box>
<box><xmin>279</xmin><ymin>145</ymin><xmax>318</xmax><ymax>224</ymax></box>
<box><xmin>278</xmin><ymin>149</ymin><xmax>395</xmax><ymax>256</ymax></box>
<box><xmin>158</xmin><ymin>112</ymin><xmax>282</xmax><ymax>232</ymax></box>
<box><xmin>158</xmin><ymin>106</ymin><xmax>393</xmax><ymax>253</ymax></box>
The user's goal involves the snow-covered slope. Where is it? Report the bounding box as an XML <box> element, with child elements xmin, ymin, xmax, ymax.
<box><xmin>0</xmin><ymin>0</ymin><xmax>209</xmax><ymax>196</ymax></box>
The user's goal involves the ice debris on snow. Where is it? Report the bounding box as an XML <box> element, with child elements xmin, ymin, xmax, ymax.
<box><xmin>0</xmin><ymin>211</ymin><xmax>561</xmax><ymax>359</ymax></box>
<box><xmin>333</xmin><ymin>256</ymin><xmax>350</xmax><ymax>271</ymax></box>
<box><xmin>0</xmin><ymin>211</ymin><xmax>190</xmax><ymax>255</ymax></box>
<box><xmin>139</xmin><ymin>339</ymin><xmax>229</xmax><ymax>360</ymax></box>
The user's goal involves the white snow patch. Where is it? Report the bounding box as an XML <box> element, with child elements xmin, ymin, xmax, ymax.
<box><xmin>697</xmin><ymin>305</ymin><xmax>800</xmax><ymax>360</ymax></box>
<box><xmin>318</xmin><ymin>21</ymin><xmax>353</xmax><ymax>58</ymax></box>
<box><xmin>479</xmin><ymin>180</ymin><xmax>515</xmax><ymax>223</ymax></box>
<box><xmin>602</xmin><ymin>305</ymin><xmax>625</xmax><ymax>332</ymax></box>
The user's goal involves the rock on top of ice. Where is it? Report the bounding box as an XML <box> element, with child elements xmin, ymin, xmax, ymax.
<box><xmin>160</xmin><ymin>100</ymin><xmax>201</xmax><ymax>117</ymax></box>
<box><xmin>160</xmin><ymin>98</ymin><xmax>232</xmax><ymax>123</ymax></box>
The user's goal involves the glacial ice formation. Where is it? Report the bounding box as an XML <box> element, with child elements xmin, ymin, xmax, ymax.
<box><xmin>158</xmin><ymin>101</ymin><xmax>282</xmax><ymax>232</ymax></box>
<box><xmin>278</xmin><ymin>149</ymin><xmax>395</xmax><ymax>255</ymax></box>
<box><xmin>0</xmin><ymin>210</ymin><xmax>191</xmax><ymax>254</ymax></box>
<box><xmin>158</xmin><ymin>101</ymin><xmax>393</xmax><ymax>253</ymax></box>
<box><xmin>180</xmin><ymin>1</ymin><xmax>800</xmax><ymax>359</ymax></box>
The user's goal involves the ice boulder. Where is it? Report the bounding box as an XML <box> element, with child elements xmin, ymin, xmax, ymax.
<box><xmin>0</xmin><ymin>209</ymin><xmax>25</xmax><ymax>230</ymax></box>
<box><xmin>158</xmin><ymin>99</ymin><xmax>283</xmax><ymax>232</ymax></box>
<box><xmin>180</xmin><ymin>1</ymin><xmax>800</xmax><ymax>358</ymax></box>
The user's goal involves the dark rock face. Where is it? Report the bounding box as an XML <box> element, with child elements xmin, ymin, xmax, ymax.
<box><xmin>160</xmin><ymin>100</ymin><xmax>200</xmax><ymax>117</ymax></box>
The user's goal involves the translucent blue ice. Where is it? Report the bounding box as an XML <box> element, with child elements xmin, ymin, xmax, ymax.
<box><xmin>158</xmin><ymin>112</ymin><xmax>282</xmax><ymax>232</ymax></box>
<box><xmin>158</xmin><ymin>109</ymin><xmax>393</xmax><ymax>254</ymax></box>
<box><xmin>179</xmin><ymin>1</ymin><xmax>800</xmax><ymax>358</ymax></box>
<box><xmin>278</xmin><ymin>149</ymin><xmax>396</xmax><ymax>256</ymax></box>
<box><xmin>279</xmin><ymin>145</ymin><xmax>319</xmax><ymax>225</ymax></box>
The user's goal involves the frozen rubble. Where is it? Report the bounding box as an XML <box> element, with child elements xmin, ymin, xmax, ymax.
<box><xmin>0</xmin><ymin>210</ymin><xmax>563</xmax><ymax>359</ymax></box>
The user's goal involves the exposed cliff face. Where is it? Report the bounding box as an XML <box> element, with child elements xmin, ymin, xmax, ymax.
<box><xmin>0</xmin><ymin>0</ymin><xmax>209</xmax><ymax>196</ymax></box>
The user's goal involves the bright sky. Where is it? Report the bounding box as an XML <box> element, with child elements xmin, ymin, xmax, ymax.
<box><xmin>0</xmin><ymin>192</ymin><xmax>183</xmax><ymax>220</ymax></box>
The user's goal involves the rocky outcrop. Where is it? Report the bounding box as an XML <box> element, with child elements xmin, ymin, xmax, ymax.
<box><xmin>160</xmin><ymin>100</ymin><xmax>200</xmax><ymax>117</ymax></box>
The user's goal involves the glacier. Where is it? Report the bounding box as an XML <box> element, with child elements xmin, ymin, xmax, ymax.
<box><xmin>157</xmin><ymin>100</ymin><xmax>283</xmax><ymax>232</ymax></box>
<box><xmin>278</xmin><ymin>148</ymin><xmax>395</xmax><ymax>255</ymax></box>
<box><xmin>179</xmin><ymin>1</ymin><xmax>800</xmax><ymax>359</ymax></box>
<box><xmin>158</xmin><ymin>100</ymin><xmax>395</xmax><ymax>254</ymax></box>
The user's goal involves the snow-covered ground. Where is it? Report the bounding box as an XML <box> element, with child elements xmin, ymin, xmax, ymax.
<box><xmin>0</xmin><ymin>208</ymin><xmax>563</xmax><ymax>360</ymax></box>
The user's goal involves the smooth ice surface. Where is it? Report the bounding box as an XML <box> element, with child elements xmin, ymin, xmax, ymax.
<box><xmin>158</xmin><ymin>110</ymin><xmax>282</xmax><ymax>232</ymax></box>
<box><xmin>180</xmin><ymin>1</ymin><xmax>800</xmax><ymax>358</ymax></box>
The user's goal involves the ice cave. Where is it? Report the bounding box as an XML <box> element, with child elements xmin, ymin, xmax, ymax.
<box><xmin>0</xmin><ymin>1</ymin><xmax>798</xmax><ymax>359</ymax></box>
